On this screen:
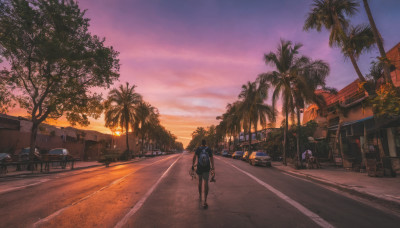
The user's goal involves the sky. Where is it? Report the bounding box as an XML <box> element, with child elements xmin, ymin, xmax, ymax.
<box><xmin>6</xmin><ymin>0</ymin><xmax>400</xmax><ymax>147</ymax></box>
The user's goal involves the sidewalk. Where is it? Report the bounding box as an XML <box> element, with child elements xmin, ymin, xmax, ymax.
<box><xmin>272</xmin><ymin>161</ymin><xmax>400</xmax><ymax>208</ymax></box>
<box><xmin>0</xmin><ymin>157</ymin><xmax>146</xmax><ymax>178</ymax></box>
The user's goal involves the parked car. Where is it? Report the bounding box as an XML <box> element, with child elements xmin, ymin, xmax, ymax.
<box><xmin>219</xmin><ymin>149</ymin><xmax>228</xmax><ymax>156</ymax></box>
<box><xmin>232</xmin><ymin>151</ymin><xmax>244</xmax><ymax>159</ymax></box>
<box><xmin>48</xmin><ymin>148</ymin><xmax>70</xmax><ymax>160</ymax></box>
<box><xmin>222</xmin><ymin>150</ymin><xmax>229</xmax><ymax>157</ymax></box>
<box><xmin>145</xmin><ymin>151</ymin><xmax>154</xmax><ymax>157</ymax></box>
<box><xmin>19</xmin><ymin>147</ymin><xmax>41</xmax><ymax>161</ymax></box>
<box><xmin>249</xmin><ymin>151</ymin><xmax>271</xmax><ymax>167</ymax></box>
<box><xmin>242</xmin><ymin>151</ymin><xmax>250</xmax><ymax>161</ymax></box>
<box><xmin>0</xmin><ymin>153</ymin><xmax>11</xmax><ymax>163</ymax></box>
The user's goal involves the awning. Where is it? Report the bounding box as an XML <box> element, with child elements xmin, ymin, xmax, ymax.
<box><xmin>341</xmin><ymin>116</ymin><xmax>373</xmax><ymax>127</ymax></box>
<box><xmin>328</xmin><ymin>116</ymin><xmax>373</xmax><ymax>131</ymax></box>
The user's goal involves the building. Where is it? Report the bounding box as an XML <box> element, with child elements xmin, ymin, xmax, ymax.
<box><xmin>302</xmin><ymin>43</ymin><xmax>400</xmax><ymax>175</ymax></box>
<box><xmin>387</xmin><ymin>42</ymin><xmax>400</xmax><ymax>87</ymax></box>
<box><xmin>0</xmin><ymin>114</ymin><xmax>139</xmax><ymax>161</ymax></box>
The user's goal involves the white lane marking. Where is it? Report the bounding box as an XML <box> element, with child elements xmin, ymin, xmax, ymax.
<box><xmin>0</xmin><ymin>179</ymin><xmax>50</xmax><ymax>195</ymax></box>
<box><xmin>216</xmin><ymin>157</ymin><xmax>334</xmax><ymax>228</ymax></box>
<box><xmin>114</xmin><ymin>155</ymin><xmax>181</xmax><ymax>228</ymax></box>
<box><xmin>0</xmin><ymin>158</ymin><xmax>148</xmax><ymax>195</ymax></box>
<box><xmin>32</xmin><ymin>155</ymin><xmax>178</xmax><ymax>228</ymax></box>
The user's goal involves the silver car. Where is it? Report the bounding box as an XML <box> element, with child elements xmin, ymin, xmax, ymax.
<box><xmin>249</xmin><ymin>151</ymin><xmax>271</xmax><ymax>167</ymax></box>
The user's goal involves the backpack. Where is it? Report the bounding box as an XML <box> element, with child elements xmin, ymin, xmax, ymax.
<box><xmin>198</xmin><ymin>147</ymin><xmax>210</xmax><ymax>168</ymax></box>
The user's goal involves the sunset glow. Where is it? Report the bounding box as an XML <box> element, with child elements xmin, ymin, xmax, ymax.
<box><xmin>6</xmin><ymin>0</ymin><xmax>400</xmax><ymax>147</ymax></box>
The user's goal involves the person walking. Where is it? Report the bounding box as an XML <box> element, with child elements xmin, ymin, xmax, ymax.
<box><xmin>192</xmin><ymin>139</ymin><xmax>215</xmax><ymax>208</ymax></box>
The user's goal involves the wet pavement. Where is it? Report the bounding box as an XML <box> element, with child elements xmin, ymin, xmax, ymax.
<box><xmin>0</xmin><ymin>152</ymin><xmax>399</xmax><ymax>227</ymax></box>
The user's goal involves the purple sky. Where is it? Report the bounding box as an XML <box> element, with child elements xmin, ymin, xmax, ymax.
<box><xmin>17</xmin><ymin>0</ymin><xmax>400</xmax><ymax>146</ymax></box>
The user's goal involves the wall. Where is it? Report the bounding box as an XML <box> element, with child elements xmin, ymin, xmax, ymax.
<box><xmin>387</xmin><ymin>42</ymin><xmax>400</xmax><ymax>87</ymax></box>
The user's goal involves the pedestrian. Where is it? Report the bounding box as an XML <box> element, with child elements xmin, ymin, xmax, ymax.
<box><xmin>192</xmin><ymin>139</ymin><xmax>215</xmax><ymax>208</ymax></box>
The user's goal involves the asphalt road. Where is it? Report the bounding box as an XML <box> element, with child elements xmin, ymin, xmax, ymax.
<box><xmin>0</xmin><ymin>152</ymin><xmax>399</xmax><ymax>228</ymax></box>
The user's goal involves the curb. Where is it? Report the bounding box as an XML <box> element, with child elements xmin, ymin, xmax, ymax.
<box><xmin>273</xmin><ymin>165</ymin><xmax>400</xmax><ymax>211</ymax></box>
<box><xmin>0</xmin><ymin>158</ymin><xmax>146</xmax><ymax>179</ymax></box>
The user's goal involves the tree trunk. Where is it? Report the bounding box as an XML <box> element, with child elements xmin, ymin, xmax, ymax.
<box><xmin>141</xmin><ymin>134</ymin><xmax>145</xmax><ymax>156</ymax></box>
<box><xmin>228</xmin><ymin>136</ymin><xmax>232</xmax><ymax>152</ymax></box>
<box><xmin>349</xmin><ymin>53</ymin><xmax>366</xmax><ymax>82</ymax></box>
<box><xmin>233</xmin><ymin>133</ymin><xmax>236</xmax><ymax>151</ymax></box>
<box><xmin>333</xmin><ymin>120</ymin><xmax>342</xmax><ymax>159</ymax></box>
<box><xmin>296</xmin><ymin>108</ymin><xmax>302</xmax><ymax>168</ymax></box>
<box><xmin>248</xmin><ymin>119</ymin><xmax>252</xmax><ymax>153</ymax></box>
<box><xmin>283</xmin><ymin>111</ymin><xmax>288</xmax><ymax>166</ymax></box>
<box><xmin>363</xmin><ymin>0</ymin><xmax>393</xmax><ymax>85</ymax></box>
<box><xmin>29</xmin><ymin>121</ymin><xmax>39</xmax><ymax>161</ymax></box>
<box><xmin>362</xmin><ymin>123</ymin><xmax>368</xmax><ymax>168</ymax></box>
<box><xmin>333</xmin><ymin>13</ymin><xmax>368</xmax><ymax>84</ymax></box>
<box><xmin>125</xmin><ymin>120</ymin><xmax>130</xmax><ymax>159</ymax></box>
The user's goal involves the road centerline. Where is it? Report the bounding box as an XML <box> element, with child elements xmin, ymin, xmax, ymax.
<box><xmin>114</xmin><ymin>154</ymin><xmax>182</xmax><ymax>228</ymax></box>
<box><xmin>216</xmin><ymin>157</ymin><xmax>334</xmax><ymax>228</ymax></box>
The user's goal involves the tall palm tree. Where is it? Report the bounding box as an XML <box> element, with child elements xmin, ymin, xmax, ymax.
<box><xmin>339</xmin><ymin>25</ymin><xmax>375</xmax><ymax>84</ymax></box>
<box><xmin>104</xmin><ymin>83</ymin><xmax>142</xmax><ymax>157</ymax></box>
<box><xmin>304</xmin><ymin>0</ymin><xmax>372</xmax><ymax>83</ymax></box>
<box><xmin>238</xmin><ymin>80</ymin><xmax>275</xmax><ymax>154</ymax></box>
<box><xmin>291</xmin><ymin>58</ymin><xmax>330</xmax><ymax>167</ymax></box>
<box><xmin>217</xmin><ymin>102</ymin><xmax>242</xmax><ymax>152</ymax></box>
<box><xmin>362</xmin><ymin>0</ymin><xmax>393</xmax><ymax>84</ymax></box>
<box><xmin>134</xmin><ymin>101</ymin><xmax>159</xmax><ymax>155</ymax></box>
<box><xmin>226</xmin><ymin>102</ymin><xmax>243</xmax><ymax>151</ymax></box>
<box><xmin>260</xmin><ymin>39</ymin><xmax>306</xmax><ymax>165</ymax></box>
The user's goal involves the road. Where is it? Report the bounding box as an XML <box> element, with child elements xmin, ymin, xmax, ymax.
<box><xmin>0</xmin><ymin>152</ymin><xmax>399</xmax><ymax>228</ymax></box>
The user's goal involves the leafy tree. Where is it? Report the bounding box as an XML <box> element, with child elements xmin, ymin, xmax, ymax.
<box><xmin>104</xmin><ymin>83</ymin><xmax>141</xmax><ymax>157</ymax></box>
<box><xmin>0</xmin><ymin>72</ymin><xmax>14</xmax><ymax>113</ymax></box>
<box><xmin>0</xmin><ymin>0</ymin><xmax>120</xmax><ymax>159</ymax></box>
<box><xmin>370</xmin><ymin>83</ymin><xmax>400</xmax><ymax>118</ymax></box>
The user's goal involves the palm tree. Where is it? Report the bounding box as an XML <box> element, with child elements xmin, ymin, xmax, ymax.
<box><xmin>226</xmin><ymin>102</ymin><xmax>243</xmax><ymax>151</ymax></box>
<box><xmin>238</xmin><ymin>81</ymin><xmax>275</xmax><ymax>153</ymax></box>
<box><xmin>304</xmin><ymin>0</ymin><xmax>372</xmax><ymax>83</ymax></box>
<box><xmin>339</xmin><ymin>25</ymin><xmax>375</xmax><ymax>84</ymax></box>
<box><xmin>362</xmin><ymin>0</ymin><xmax>393</xmax><ymax>84</ymax></box>
<box><xmin>260</xmin><ymin>39</ymin><xmax>306</xmax><ymax>165</ymax></box>
<box><xmin>104</xmin><ymin>83</ymin><xmax>142</xmax><ymax>158</ymax></box>
<box><xmin>134</xmin><ymin>101</ymin><xmax>159</xmax><ymax>155</ymax></box>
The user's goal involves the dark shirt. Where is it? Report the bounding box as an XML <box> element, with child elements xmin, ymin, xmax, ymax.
<box><xmin>195</xmin><ymin>146</ymin><xmax>213</xmax><ymax>174</ymax></box>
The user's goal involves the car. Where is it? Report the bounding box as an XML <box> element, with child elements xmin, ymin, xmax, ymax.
<box><xmin>232</xmin><ymin>151</ymin><xmax>244</xmax><ymax>159</ymax></box>
<box><xmin>152</xmin><ymin>150</ymin><xmax>162</xmax><ymax>156</ymax></box>
<box><xmin>248</xmin><ymin>151</ymin><xmax>271</xmax><ymax>167</ymax></box>
<box><xmin>0</xmin><ymin>153</ymin><xmax>11</xmax><ymax>163</ymax></box>
<box><xmin>48</xmin><ymin>148</ymin><xmax>69</xmax><ymax>159</ymax></box>
<box><xmin>242</xmin><ymin>151</ymin><xmax>250</xmax><ymax>161</ymax></box>
<box><xmin>145</xmin><ymin>151</ymin><xmax>154</xmax><ymax>157</ymax></box>
<box><xmin>219</xmin><ymin>149</ymin><xmax>228</xmax><ymax>156</ymax></box>
<box><xmin>222</xmin><ymin>150</ymin><xmax>229</xmax><ymax>157</ymax></box>
<box><xmin>19</xmin><ymin>147</ymin><xmax>41</xmax><ymax>161</ymax></box>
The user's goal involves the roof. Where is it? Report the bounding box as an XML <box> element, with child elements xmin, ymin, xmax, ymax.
<box><xmin>323</xmin><ymin>79</ymin><xmax>362</xmax><ymax>106</ymax></box>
